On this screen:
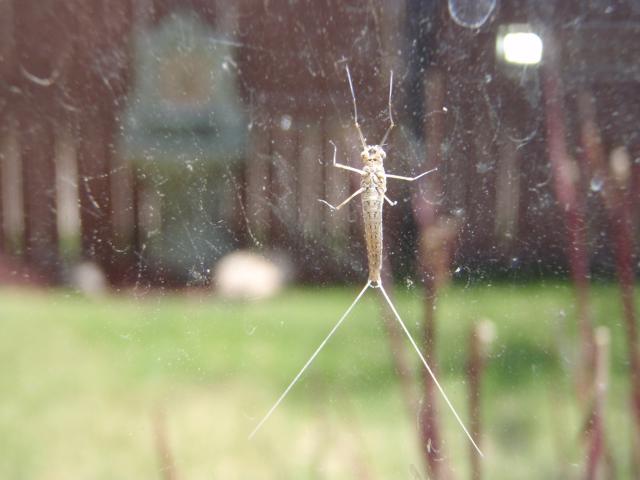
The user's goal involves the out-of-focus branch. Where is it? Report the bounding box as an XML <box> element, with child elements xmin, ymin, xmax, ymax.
<box><xmin>418</xmin><ymin>278</ymin><xmax>446</xmax><ymax>480</ymax></box>
<box><xmin>409</xmin><ymin>69</ymin><xmax>454</xmax><ymax>480</ymax></box>
<box><xmin>609</xmin><ymin>149</ymin><xmax>639</xmax><ymax>400</ymax></box>
<box><xmin>540</xmin><ymin>31</ymin><xmax>595</xmax><ymax>400</ymax></box>
<box><xmin>578</xmin><ymin>92</ymin><xmax>640</xmax><ymax>466</ymax></box>
<box><xmin>414</xmin><ymin>69</ymin><xmax>444</xmax><ymax>479</ymax></box>
<box><xmin>153</xmin><ymin>408</ymin><xmax>179</xmax><ymax>480</ymax></box>
<box><xmin>583</xmin><ymin>327</ymin><xmax>610</xmax><ymax>480</ymax></box>
<box><xmin>467</xmin><ymin>320</ymin><xmax>495</xmax><ymax>480</ymax></box>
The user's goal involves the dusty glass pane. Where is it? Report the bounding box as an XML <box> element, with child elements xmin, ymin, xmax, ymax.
<box><xmin>1</xmin><ymin>1</ymin><xmax>639</xmax><ymax>479</ymax></box>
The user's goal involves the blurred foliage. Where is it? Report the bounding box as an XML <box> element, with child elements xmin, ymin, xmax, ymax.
<box><xmin>0</xmin><ymin>283</ymin><xmax>637</xmax><ymax>478</ymax></box>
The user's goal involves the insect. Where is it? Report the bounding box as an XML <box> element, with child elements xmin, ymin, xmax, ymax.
<box><xmin>250</xmin><ymin>66</ymin><xmax>483</xmax><ymax>458</ymax></box>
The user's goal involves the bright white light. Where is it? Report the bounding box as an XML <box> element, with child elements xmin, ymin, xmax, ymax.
<box><xmin>501</xmin><ymin>31</ymin><xmax>543</xmax><ymax>65</ymax></box>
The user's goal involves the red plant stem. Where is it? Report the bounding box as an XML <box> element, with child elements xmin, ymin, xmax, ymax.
<box><xmin>153</xmin><ymin>408</ymin><xmax>178</xmax><ymax>480</ymax></box>
<box><xmin>614</xmin><ymin>187</ymin><xmax>640</xmax><ymax>423</ymax></box>
<box><xmin>584</xmin><ymin>327</ymin><xmax>610</xmax><ymax>480</ymax></box>
<box><xmin>541</xmin><ymin>33</ymin><xmax>595</xmax><ymax>399</ymax></box>
<box><xmin>467</xmin><ymin>323</ymin><xmax>489</xmax><ymax>480</ymax></box>
<box><xmin>611</xmin><ymin>158</ymin><xmax>640</xmax><ymax>471</ymax></box>
<box><xmin>422</xmin><ymin>289</ymin><xmax>445</xmax><ymax>479</ymax></box>
<box><xmin>410</xmin><ymin>70</ymin><xmax>449</xmax><ymax>480</ymax></box>
<box><xmin>577</xmin><ymin>92</ymin><xmax>640</xmax><ymax>451</ymax></box>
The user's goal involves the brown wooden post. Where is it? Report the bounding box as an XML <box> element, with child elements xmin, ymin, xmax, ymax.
<box><xmin>0</xmin><ymin>111</ymin><xmax>5</xmax><ymax>254</ymax></box>
<box><xmin>0</xmin><ymin>123</ymin><xmax>3</xmax><ymax>254</ymax></box>
<box><xmin>67</xmin><ymin>0</ymin><xmax>133</xmax><ymax>283</ymax></box>
<box><xmin>12</xmin><ymin>1</ymin><xmax>75</xmax><ymax>280</ymax></box>
<box><xmin>76</xmin><ymin>113</ymin><xmax>115</xmax><ymax>265</ymax></box>
<box><xmin>0</xmin><ymin>0</ymin><xmax>15</xmax><ymax>254</ymax></box>
<box><xmin>16</xmin><ymin>107</ymin><xmax>57</xmax><ymax>272</ymax></box>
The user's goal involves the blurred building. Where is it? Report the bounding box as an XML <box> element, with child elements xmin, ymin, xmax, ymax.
<box><xmin>0</xmin><ymin>0</ymin><xmax>638</xmax><ymax>286</ymax></box>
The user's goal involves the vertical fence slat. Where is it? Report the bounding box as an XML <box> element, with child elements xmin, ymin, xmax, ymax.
<box><xmin>324</xmin><ymin>119</ymin><xmax>351</xmax><ymax>239</ymax></box>
<box><xmin>75</xmin><ymin>113</ymin><xmax>115</xmax><ymax>270</ymax></box>
<box><xmin>246</xmin><ymin>127</ymin><xmax>271</xmax><ymax>247</ymax></box>
<box><xmin>298</xmin><ymin>122</ymin><xmax>323</xmax><ymax>237</ymax></box>
<box><xmin>17</xmin><ymin>107</ymin><xmax>58</xmax><ymax>275</ymax></box>
<box><xmin>0</xmin><ymin>119</ymin><xmax>23</xmax><ymax>254</ymax></box>
<box><xmin>270</xmin><ymin>118</ymin><xmax>298</xmax><ymax>248</ymax></box>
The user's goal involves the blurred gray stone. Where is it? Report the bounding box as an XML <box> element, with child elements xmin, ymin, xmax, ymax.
<box><xmin>69</xmin><ymin>261</ymin><xmax>108</xmax><ymax>297</ymax></box>
<box><xmin>213</xmin><ymin>251</ymin><xmax>286</xmax><ymax>300</ymax></box>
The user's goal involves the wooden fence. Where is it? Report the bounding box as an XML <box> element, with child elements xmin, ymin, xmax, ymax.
<box><xmin>0</xmin><ymin>0</ymin><xmax>637</xmax><ymax>285</ymax></box>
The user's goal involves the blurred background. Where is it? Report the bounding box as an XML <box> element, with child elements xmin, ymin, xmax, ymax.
<box><xmin>0</xmin><ymin>0</ymin><xmax>639</xmax><ymax>478</ymax></box>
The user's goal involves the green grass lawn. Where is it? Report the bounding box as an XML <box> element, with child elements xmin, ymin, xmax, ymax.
<box><xmin>0</xmin><ymin>282</ymin><xmax>637</xmax><ymax>479</ymax></box>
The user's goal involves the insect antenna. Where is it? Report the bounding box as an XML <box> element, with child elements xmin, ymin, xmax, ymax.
<box><xmin>249</xmin><ymin>281</ymin><xmax>372</xmax><ymax>439</ymax></box>
<box><xmin>378</xmin><ymin>283</ymin><xmax>484</xmax><ymax>458</ymax></box>
<box><xmin>345</xmin><ymin>65</ymin><xmax>367</xmax><ymax>149</ymax></box>
<box><xmin>379</xmin><ymin>70</ymin><xmax>395</xmax><ymax>146</ymax></box>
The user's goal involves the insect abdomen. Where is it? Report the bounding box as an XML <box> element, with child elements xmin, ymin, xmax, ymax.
<box><xmin>362</xmin><ymin>191</ymin><xmax>383</xmax><ymax>285</ymax></box>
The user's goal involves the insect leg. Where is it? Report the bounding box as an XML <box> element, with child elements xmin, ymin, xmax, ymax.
<box><xmin>379</xmin><ymin>70</ymin><xmax>395</xmax><ymax>146</ymax></box>
<box><xmin>386</xmin><ymin>167</ymin><xmax>438</xmax><ymax>182</ymax></box>
<box><xmin>330</xmin><ymin>140</ymin><xmax>364</xmax><ymax>174</ymax></box>
<box><xmin>345</xmin><ymin>65</ymin><xmax>367</xmax><ymax>149</ymax></box>
<box><xmin>249</xmin><ymin>281</ymin><xmax>372</xmax><ymax>439</ymax></box>
<box><xmin>384</xmin><ymin>195</ymin><xmax>397</xmax><ymax>207</ymax></box>
<box><xmin>318</xmin><ymin>187</ymin><xmax>365</xmax><ymax>211</ymax></box>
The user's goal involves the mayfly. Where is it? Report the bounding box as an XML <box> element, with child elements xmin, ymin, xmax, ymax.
<box><xmin>250</xmin><ymin>66</ymin><xmax>483</xmax><ymax>458</ymax></box>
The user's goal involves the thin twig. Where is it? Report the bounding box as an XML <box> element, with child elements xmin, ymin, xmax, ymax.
<box><xmin>584</xmin><ymin>327</ymin><xmax>610</xmax><ymax>480</ymax></box>
<box><xmin>153</xmin><ymin>408</ymin><xmax>179</xmax><ymax>480</ymax></box>
<box><xmin>468</xmin><ymin>320</ymin><xmax>494</xmax><ymax>480</ymax></box>
<box><xmin>577</xmin><ymin>91</ymin><xmax>640</xmax><ymax>468</ymax></box>
<box><xmin>541</xmin><ymin>30</ymin><xmax>596</xmax><ymax>401</ymax></box>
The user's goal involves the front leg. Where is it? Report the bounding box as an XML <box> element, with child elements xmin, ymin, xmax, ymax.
<box><xmin>330</xmin><ymin>141</ymin><xmax>364</xmax><ymax>175</ymax></box>
<box><xmin>318</xmin><ymin>187</ymin><xmax>365</xmax><ymax>211</ymax></box>
<box><xmin>386</xmin><ymin>167</ymin><xmax>438</xmax><ymax>182</ymax></box>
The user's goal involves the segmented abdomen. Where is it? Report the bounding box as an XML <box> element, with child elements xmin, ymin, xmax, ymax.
<box><xmin>361</xmin><ymin>167</ymin><xmax>386</xmax><ymax>285</ymax></box>
<box><xmin>362</xmin><ymin>194</ymin><xmax>383</xmax><ymax>284</ymax></box>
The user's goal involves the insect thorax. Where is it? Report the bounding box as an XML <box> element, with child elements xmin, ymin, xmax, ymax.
<box><xmin>362</xmin><ymin>164</ymin><xmax>386</xmax><ymax>194</ymax></box>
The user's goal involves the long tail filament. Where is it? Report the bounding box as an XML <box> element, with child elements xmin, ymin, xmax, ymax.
<box><xmin>378</xmin><ymin>283</ymin><xmax>484</xmax><ymax>458</ymax></box>
<box><xmin>249</xmin><ymin>281</ymin><xmax>371</xmax><ymax>439</ymax></box>
<box><xmin>250</xmin><ymin>281</ymin><xmax>484</xmax><ymax>459</ymax></box>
